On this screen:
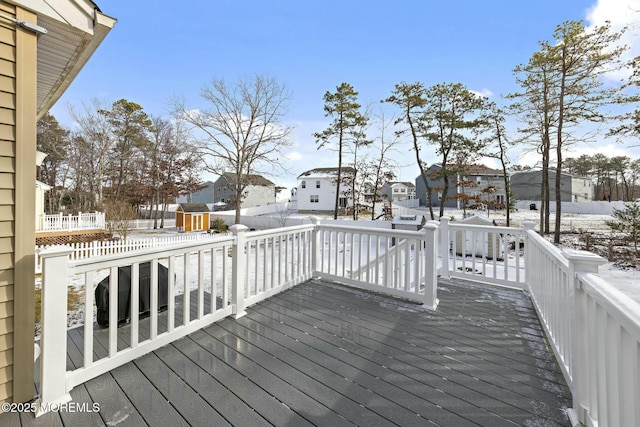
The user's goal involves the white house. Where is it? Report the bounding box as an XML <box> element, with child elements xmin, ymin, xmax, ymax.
<box><xmin>297</xmin><ymin>167</ymin><xmax>355</xmax><ymax>214</ymax></box>
<box><xmin>381</xmin><ymin>181</ymin><xmax>416</xmax><ymax>202</ymax></box>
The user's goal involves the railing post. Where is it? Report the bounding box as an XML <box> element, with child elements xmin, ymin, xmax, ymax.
<box><xmin>438</xmin><ymin>217</ymin><xmax>450</xmax><ymax>279</ymax></box>
<box><xmin>421</xmin><ymin>223</ymin><xmax>439</xmax><ymax>310</ymax></box>
<box><xmin>563</xmin><ymin>249</ymin><xmax>606</xmax><ymax>427</ymax></box>
<box><xmin>230</xmin><ymin>224</ymin><xmax>249</xmax><ymax>319</ymax></box>
<box><xmin>522</xmin><ymin>221</ymin><xmax>536</xmax><ymax>289</ymax></box>
<box><xmin>36</xmin><ymin>245</ymin><xmax>74</xmax><ymax>417</ymax></box>
<box><xmin>309</xmin><ymin>216</ymin><xmax>321</xmax><ymax>274</ymax></box>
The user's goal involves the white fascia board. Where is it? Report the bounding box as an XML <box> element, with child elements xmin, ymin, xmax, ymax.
<box><xmin>7</xmin><ymin>0</ymin><xmax>114</xmax><ymax>34</ymax></box>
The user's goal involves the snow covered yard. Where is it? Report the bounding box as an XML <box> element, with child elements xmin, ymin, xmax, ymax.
<box><xmin>35</xmin><ymin>207</ymin><xmax>640</xmax><ymax>336</ymax></box>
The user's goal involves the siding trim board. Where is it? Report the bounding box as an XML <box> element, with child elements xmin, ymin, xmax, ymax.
<box><xmin>12</xmin><ymin>4</ymin><xmax>37</xmax><ymax>403</ymax></box>
<box><xmin>0</xmin><ymin>0</ymin><xmax>15</xmax><ymax>407</ymax></box>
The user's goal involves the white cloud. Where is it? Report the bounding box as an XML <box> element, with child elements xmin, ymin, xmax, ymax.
<box><xmin>286</xmin><ymin>151</ymin><xmax>303</xmax><ymax>161</ymax></box>
<box><xmin>471</xmin><ymin>88</ymin><xmax>494</xmax><ymax>99</ymax></box>
<box><xmin>585</xmin><ymin>0</ymin><xmax>640</xmax><ymax>80</ymax></box>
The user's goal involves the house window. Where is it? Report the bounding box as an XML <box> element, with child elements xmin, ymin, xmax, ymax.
<box><xmin>393</xmin><ymin>188</ymin><xmax>399</xmax><ymax>193</ymax></box>
<box><xmin>301</xmin><ymin>181</ymin><xmax>306</xmax><ymax>189</ymax></box>
<box><xmin>401</xmin><ymin>188</ymin><xmax>406</xmax><ymax>193</ymax></box>
<box><xmin>339</xmin><ymin>197</ymin><xmax>347</xmax><ymax>208</ymax></box>
<box><xmin>316</xmin><ymin>180</ymin><xmax>321</xmax><ymax>188</ymax></box>
<box><xmin>310</xmin><ymin>195</ymin><xmax>319</xmax><ymax>203</ymax></box>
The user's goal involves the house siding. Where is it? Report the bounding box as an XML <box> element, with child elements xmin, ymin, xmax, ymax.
<box><xmin>214</xmin><ymin>175</ymin><xmax>274</xmax><ymax>209</ymax></box>
<box><xmin>0</xmin><ymin>2</ymin><xmax>37</xmax><ymax>405</ymax></box>
<box><xmin>416</xmin><ymin>165</ymin><xmax>507</xmax><ymax>209</ymax></box>
<box><xmin>511</xmin><ymin>170</ymin><xmax>590</xmax><ymax>202</ymax></box>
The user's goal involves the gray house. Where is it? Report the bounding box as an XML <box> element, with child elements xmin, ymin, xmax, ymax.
<box><xmin>416</xmin><ymin>164</ymin><xmax>507</xmax><ymax>208</ymax></box>
<box><xmin>510</xmin><ymin>170</ymin><xmax>593</xmax><ymax>202</ymax></box>
<box><xmin>177</xmin><ymin>181</ymin><xmax>215</xmax><ymax>204</ymax></box>
<box><xmin>381</xmin><ymin>182</ymin><xmax>416</xmax><ymax>202</ymax></box>
<box><xmin>214</xmin><ymin>173</ymin><xmax>275</xmax><ymax>209</ymax></box>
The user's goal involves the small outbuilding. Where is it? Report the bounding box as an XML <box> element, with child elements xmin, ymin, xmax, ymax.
<box><xmin>176</xmin><ymin>203</ymin><xmax>211</xmax><ymax>232</ymax></box>
<box><xmin>391</xmin><ymin>215</ymin><xmax>425</xmax><ymax>245</ymax></box>
<box><xmin>453</xmin><ymin>215</ymin><xmax>500</xmax><ymax>259</ymax></box>
<box><xmin>391</xmin><ymin>214</ymin><xmax>425</xmax><ymax>232</ymax></box>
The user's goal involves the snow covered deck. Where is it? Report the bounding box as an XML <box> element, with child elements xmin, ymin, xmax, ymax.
<box><xmin>4</xmin><ymin>278</ymin><xmax>572</xmax><ymax>426</ymax></box>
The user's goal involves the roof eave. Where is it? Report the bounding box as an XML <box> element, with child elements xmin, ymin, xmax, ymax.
<box><xmin>36</xmin><ymin>9</ymin><xmax>116</xmax><ymax>119</ymax></box>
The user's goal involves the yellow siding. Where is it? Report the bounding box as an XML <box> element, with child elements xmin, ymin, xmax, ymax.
<box><xmin>0</xmin><ymin>107</ymin><xmax>14</xmax><ymax>125</ymax></box>
<box><xmin>0</xmin><ymin>58</ymin><xmax>15</xmax><ymax>78</ymax></box>
<box><xmin>0</xmin><ymin>74</ymin><xmax>13</xmax><ymax>93</ymax></box>
<box><xmin>0</xmin><ymin>334</ymin><xmax>11</xmax><ymax>352</ymax></box>
<box><xmin>0</xmin><ymin>157</ymin><xmax>12</xmax><ymax>172</ymax></box>
<box><xmin>0</xmin><ymin>172</ymin><xmax>12</xmax><ymax>188</ymax></box>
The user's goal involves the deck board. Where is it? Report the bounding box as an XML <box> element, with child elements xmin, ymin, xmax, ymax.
<box><xmin>3</xmin><ymin>278</ymin><xmax>572</xmax><ymax>426</ymax></box>
<box><xmin>109</xmin><ymin>362</ymin><xmax>190</xmax><ymax>427</ymax></box>
<box><xmin>133</xmin><ymin>352</ymin><xmax>230</xmax><ymax>427</ymax></box>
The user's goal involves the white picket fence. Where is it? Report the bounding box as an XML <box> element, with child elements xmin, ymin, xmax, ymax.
<box><xmin>35</xmin><ymin>233</ymin><xmax>221</xmax><ymax>272</ymax></box>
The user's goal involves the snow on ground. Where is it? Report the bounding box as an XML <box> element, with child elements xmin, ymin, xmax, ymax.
<box><xmin>39</xmin><ymin>207</ymin><xmax>637</xmax><ymax>335</ymax></box>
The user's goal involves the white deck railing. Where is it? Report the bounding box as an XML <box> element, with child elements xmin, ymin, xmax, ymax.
<box><xmin>438</xmin><ymin>217</ymin><xmax>528</xmax><ymax>289</ymax></box>
<box><xmin>36</xmin><ymin>212</ymin><xmax>106</xmax><ymax>232</ymax></box>
<box><xmin>35</xmin><ymin>219</ymin><xmax>640</xmax><ymax>425</ymax></box>
<box><xmin>525</xmin><ymin>228</ymin><xmax>640</xmax><ymax>427</ymax></box>
<box><xmin>36</xmin><ymin>220</ymin><xmax>438</xmax><ymax>416</ymax></box>
<box><xmin>314</xmin><ymin>220</ymin><xmax>438</xmax><ymax>308</ymax></box>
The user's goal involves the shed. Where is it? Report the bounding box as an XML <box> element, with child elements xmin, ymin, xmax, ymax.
<box><xmin>391</xmin><ymin>214</ymin><xmax>425</xmax><ymax>231</ymax></box>
<box><xmin>176</xmin><ymin>203</ymin><xmax>211</xmax><ymax>232</ymax></box>
<box><xmin>453</xmin><ymin>215</ymin><xmax>501</xmax><ymax>259</ymax></box>
<box><xmin>391</xmin><ymin>215</ymin><xmax>425</xmax><ymax>245</ymax></box>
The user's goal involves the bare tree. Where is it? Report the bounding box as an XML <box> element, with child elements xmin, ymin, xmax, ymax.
<box><xmin>368</xmin><ymin>109</ymin><xmax>400</xmax><ymax>219</ymax></box>
<box><xmin>174</xmin><ymin>75</ymin><xmax>293</xmax><ymax>224</ymax></box>
<box><xmin>68</xmin><ymin>99</ymin><xmax>114</xmax><ymax>209</ymax></box>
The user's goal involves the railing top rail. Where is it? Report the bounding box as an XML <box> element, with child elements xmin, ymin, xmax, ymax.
<box><xmin>447</xmin><ymin>222</ymin><xmax>524</xmax><ymax>234</ymax></box>
<box><xmin>246</xmin><ymin>224</ymin><xmax>315</xmax><ymax>240</ymax></box>
<box><xmin>70</xmin><ymin>235</ymin><xmax>235</xmax><ymax>273</ymax></box>
<box><xmin>317</xmin><ymin>223</ymin><xmax>426</xmax><ymax>239</ymax></box>
<box><xmin>525</xmin><ymin>228</ymin><xmax>570</xmax><ymax>269</ymax></box>
<box><xmin>579</xmin><ymin>272</ymin><xmax>640</xmax><ymax>337</ymax></box>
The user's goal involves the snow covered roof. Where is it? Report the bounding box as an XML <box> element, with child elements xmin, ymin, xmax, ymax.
<box><xmin>216</xmin><ymin>173</ymin><xmax>274</xmax><ymax>187</ymax></box>
<box><xmin>298</xmin><ymin>167</ymin><xmax>356</xmax><ymax>179</ymax></box>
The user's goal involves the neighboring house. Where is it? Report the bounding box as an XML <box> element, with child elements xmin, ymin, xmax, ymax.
<box><xmin>415</xmin><ymin>164</ymin><xmax>508</xmax><ymax>209</ymax></box>
<box><xmin>510</xmin><ymin>170</ymin><xmax>594</xmax><ymax>202</ymax></box>
<box><xmin>0</xmin><ymin>0</ymin><xmax>115</xmax><ymax>406</ymax></box>
<box><xmin>296</xmin><ymin>167</ymin><xmax>356</xmax><ymax>214</ymax></box>
<box><xmin>176</xmin><ymin>203</ymin><xmax>211</xmax><ymax>232</ymax></box>
<box><xmin>177</xmin><ymin>181</ymin><xmax>214</xmax><ymax>204</ymax></box>
<box><xmin>35</xmin><ymin>180</ymin><xmax>51</xmax><ymax>221</ymax></box>
<box><xmin>381</xmin><ymin>181</ymin><xmax>416</xmax><ymax>202</ymax></box>
<box><xmin>214</xmin><ymin>173</ymin><xmax>275</xmax><ymax>209</ymax></box>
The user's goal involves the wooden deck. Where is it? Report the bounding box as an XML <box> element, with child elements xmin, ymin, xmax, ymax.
<box><xmin>3</xmin><ymin>278</ymin><xmax>572</xmax><ymax>426</ymax></box>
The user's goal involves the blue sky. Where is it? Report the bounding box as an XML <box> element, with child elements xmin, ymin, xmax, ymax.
<box><xmin>50</xmin><ymin>0</ymin><xmax>640</xmax><ymax>189</ymax></box>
